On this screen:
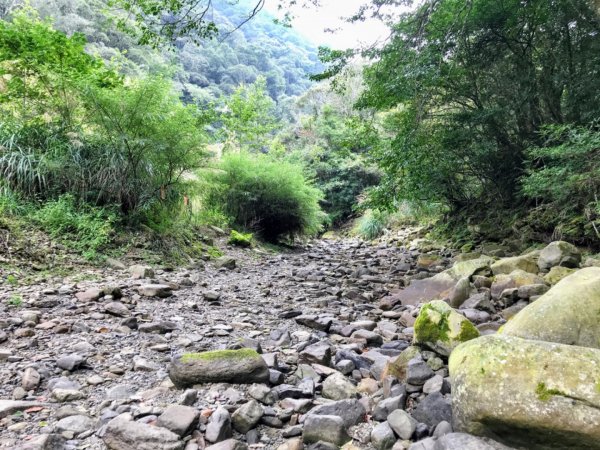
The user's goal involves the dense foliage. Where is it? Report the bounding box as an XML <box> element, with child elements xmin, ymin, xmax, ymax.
<box><xmin>354</xmin><ymin>0</ymin><xmax>600</xmax><ymax>243</ymax></box>
<box><xmin>202</xmin><ymin>151</ymin><xmax>326</xmax><ymax>240</ymax></box>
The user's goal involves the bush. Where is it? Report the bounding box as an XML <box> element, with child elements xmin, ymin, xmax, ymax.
<box><xmin>228</xmin><ymin>230</ymin><xmax>253</xmax><ymax>247</ymax></box>
<box><xmin>522</xmin><ymin>124</ymin><xmax>600</xmax><ymax>244</ymax></box>
<box><xmin>354</xmin><ymin>209</ymin><xmax>388</xmax><ymax>240</ymax></box>
<box><xmin>32</xmin><ymin>194</ymin><xmax>116</xmax><ymax>259</ymax></box>
<box><xmin>203</xmin><ymin>152</ymin><xmax>326</xmax><ymax>241</ymax></box>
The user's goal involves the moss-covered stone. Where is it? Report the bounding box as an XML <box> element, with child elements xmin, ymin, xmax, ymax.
<box><xmin>501</xmin><ymin>267</ymin><xmax>600</xmax><ymax>348</ymax></box>
<box><xmin>380</xmin><ymin>346</ymin><xmax>420</xmax><ymax>381</ymax></box>
<box><xmin>413</xmin><ymin>300</ymin><xmax>479</xmax><ymax>356</ymax></box>
<box><xmin>450</xmin><ymin>335</ymin><xmax>600</xmax><ymax>449</ymax></box>
<box><xmin>543</xmin><ymin>266</ymin><xmax>576</xmax><ymax>285</ymax></box>
<box><xmin>169</xmin><ymin>348</ymin><xmax>268</xmax><ymax>387</ymax></box>
<box><xmin>446</xmin><ymin>256</ymin><xmax>495</xmax><ymax>280</ymax></box>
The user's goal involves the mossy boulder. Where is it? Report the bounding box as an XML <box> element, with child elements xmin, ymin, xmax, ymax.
<box><xmin>168</xmin><ymin>349</ymin><xmax>269</xmax><ymax>387</ymax></box>
<box><xmin>537</xmin><ymin>241</ymin><xmax>581</xmax><ymax>271</ymax></box>
<box><xmin>543</xmin><ymin>266</ymin><xmax>576</xmax><ymax>285</ymax></box>
<box><xmin>490</xmin><ymin>251</ymin><xmax>539</xmax><ymax>275</ymax></box>
<box><xmin>450</xmin><ymin>335</ymin><xmax>600</xmax><ymax>449</ymax></box>
<box><xmin>413</xmin><ymin>300</ymin><xmax>479</xmax><ymax>356</ymax></box>
<box><xmin>500</xmin><ymin>267</ymin><xmax>600</xmax><ymax>348</ymax></box>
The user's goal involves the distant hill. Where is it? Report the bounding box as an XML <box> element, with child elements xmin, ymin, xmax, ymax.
<box><xmin>15</xmin><ymin>0</ymin><xmax>321</xmax><ymax>103</ymax></box>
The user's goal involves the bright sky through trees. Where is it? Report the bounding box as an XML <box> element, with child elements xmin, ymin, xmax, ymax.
<box><xmin>263</xmin><ymin>0</ymin><xmax>391</xmax><ymax>48</ymax></box>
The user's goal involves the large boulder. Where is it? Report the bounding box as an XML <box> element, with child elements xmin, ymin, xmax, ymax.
<box><xmin>413</xmin><ymin>301</ymin><xmax>479</xmax><ymax>356</ymax></box>
<box><xmin>446</xmin><ymin>256</ymin><xmax>495</xmax><ymax>279</ymax></box>
<box><xmin>168</xmin><ymin>349</ymin><xmax>269</xmax><ymax>388</ymax></box>
<box><xmin>450</xmin><ymin>335</ymin><xmax>600</xmax><ymax>449</ymax></box>
<box><xmin>490</xmin><ymin>252</ymin><xmax>539</xmax><ymax>275</ymax></box>
<box><xmin>500</xmin><ymin>267</ymin><xmax>600</xmax><ymax>348</ymax></box>
<box><xmin>490</xmin><ymin>270</ymin><xmax>546</xmax><ymax>299</ymax></box>
<box><xmin>382</xmin><ymin>272</ymin><xmax>456</xmax><ymax>307</ymax></box>
<box><xmin>537</xmin><ymin>241</ymin><xmax>581</xmax><ymax>271</ymax></box>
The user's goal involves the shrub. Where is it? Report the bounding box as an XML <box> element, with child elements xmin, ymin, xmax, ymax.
<box><xmin>203</xmin><ymin>152</ymin><xmax>326</xmax><ymax>241</ymax></box>
<box><xmin>354</xmin><ymin>209</ymin><xmax>388</xmax><ymax>240</ymax></box>
<box><xmin>228</xmin><ymin>230</ymin><xmax>253</xmax><ymax>247</ymax></box>
<box><xmin>32</xmin><ymin>194</ymin><xmax>116</xmax><ymax>259</ymax></box>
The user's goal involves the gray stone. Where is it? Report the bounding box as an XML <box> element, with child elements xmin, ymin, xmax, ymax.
<box><xmin>205</xmin><ymin>440</ymin><xmax>248</xmax><ymax>450</ymax></box>
<box><xmin>351</xmin><ymin>329</ymin><xmax>384</xmax><ymax>346</ymax></box>
<box><xmin>322</xmin><ymin>372</ymin><xmax>358</xmax><ymax>400</ymax></box>
<box><xmin>215</xmin><ymin>257</ymin><xmax>236</xmax><ymax>270</ymax></box>
<box><xmin>102</xmin><ymin>414</ymin><xmax>183</xmax><ymax>450</ymax></box>
<box><xmin>448</xmin><ymin>277</ymin><xmax>471</xmax><ymax>308</ymax></box>
<box><xmin>538</xmin><ymin>241</ymin><xmax>581</xmax><ymax>271</ymax></box>
<box><xmin>169</xmin><ymin>350</ymin><xmax>269</xmax><ymax>388</ymax></box>
<box><xmin>0</xmin><ymin>400</ymin><xmax>45</xmax><ymax>419</ymax></box>
<box><xmin>433</xmin><ymin>433</ymin><xmax>510</xmax><ymax>450</ymax></box>
<box><xmin>129</xmin><ymin>265</ymin><xmax>154</xmax><ymax>279</ymax></box>
<box><xmin>55</xmin><ymin>415</ymin><xmax>95</xmax><ymax>435</ymax></box>
<box><xmin>370</xmin><ymin>422</ymin><xmax>396</xmax><ymax>450</ymax></box>
<box><xmin>412</xmin><ymin>392</ymin><xmax>452</xmax><ymax>428</ymax></box>
<box><xmin>22</xmin><ymin>367</ymin><xmax>41</xmax><ymax>391</ymax></box>
<box><xmin>373</xmin><ymin>395</ymin><xmax>405</xmax><ymax>421</ymax></box>
<box><xmin>104</xmin><ymin>301</ymin><xmax>130</xmax><ymax>317</ymax></box>
<box><xmin>388</xmin><ymin>409</ymin><xmax>417</xmax><ymax>440</ymax></box>
<box><xmin>299</xmin><ymin>342</ymin><xmax>332</xmax><ymax>366</ymax></box>
<box><xmin>303</xmin><ymin>414</ymin><xmax>350</xmax><ymax>447</ymax></box>
<box><xmin>248</xmin><ymin>384</ymin><xmax>277</xmax><ymax>405</ymax></box>
<box><xmin>206</xmin><ymin>407</ymin><xmax>233</xmax><ymax>443</ymax></box>
<box><xmin>138</xmin><ymin>284</ymin><xmax>173</xmax><ymax>298</ymax></box>
<box><xmin>406</xmin><ymin>357</ymin><xmax>434</xmax><ymax>386</ymax></box>
<box><xmin>138</xmin><ymin>321</ymin><xmax>177</xmax><ymax>334</ymax></box>
<box><xmin>231</xmin><ymin>400</ymin><xmax>263</xmax><ymax>433</ymax></box>
<box><xmin>307</xmin><ymin>399</ymin><xmax>366</xmax><ymax>428</ymax></box>
<box><xmin>157</xmin><ymin>405</ymin><xmax>199</xmax><ymax>437</ymax></box>
<box><xmin>56</xmin><ymin>354</ymin><xmax>85</xmax><ymax>371</ymax></box>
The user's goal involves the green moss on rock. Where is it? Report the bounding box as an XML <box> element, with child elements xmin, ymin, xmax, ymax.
<box><xmin>536</xmin><ymin>382</ymin><xmax>566</xmax><ymax>401</ymax></box>
<box><xmin>180</xmin><ymin>349</ymin><xmax>259</xmax><ymax>363</ymax></box>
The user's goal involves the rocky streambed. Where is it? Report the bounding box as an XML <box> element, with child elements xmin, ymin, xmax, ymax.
<box><xmin>1</xmin><ymin>234</ymin><xmax>599</xmax><ymax>450</ymax></box>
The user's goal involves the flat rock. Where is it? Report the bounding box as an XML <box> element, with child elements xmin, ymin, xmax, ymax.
<box><xmin>102</xmin><ymin>414</ymin><xmax>183</xmax><ymax>450</ymax></box>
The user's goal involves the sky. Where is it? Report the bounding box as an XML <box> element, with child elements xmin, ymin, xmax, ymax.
<box><xmin>262</xmin><ymin>0</ymin><xmax>392</xmax><ymax>49</ymax></box>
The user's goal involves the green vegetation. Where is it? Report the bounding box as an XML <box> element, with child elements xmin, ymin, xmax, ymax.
<box><xmin>535</xmin><ymin>382</ymin><xmax>566</xmax><ymax>402</ymax></box>
<box><xmin>7</xmin><ymin>294</ymin><xmax>23</xmax><ymax>307</ymax></box>
<box><xmin>203</xmin><ymin>151</ymin><xmax>326</xmax><ymax>241</ymax></box>
<box><xmin>180</xmin><ymin>348</ymin><xmax>259</xmax><ymax>363</ymax></box>
<box><xmin>354</xmin><ymin>209</ymin><xmax>388</xmax><ymax>241</ymax></box>
<box><xmin>228</xmin><ymin>230</ymin><xmax>253</xmax><ymax>248</ymax></box>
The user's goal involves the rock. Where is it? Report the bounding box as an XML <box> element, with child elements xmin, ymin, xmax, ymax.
<box><xmin>169</xmin><ymin>349</ymin><xmax>269</xmax><ymax>387</ymax></box>
<box><xmin>408</xmin><ymin>438</ymin><xmax>436</xmax><ymax>450</ymax></box>
<box><xmin>22</xmin><ymin>367</ymin><xmax>41</xmax><ymax>390</ymax></box>
<box><xmin>544</xmin><ymin>266</ymin><xmax>576</xmax><ymax>285</ymax></box>
<box><xmin>105</xmin><ymin>301</ymin><xmax>130</xmax><ymax>317</ymax></box>
<box><xmin>231</xmin><ymin>400</ymin><xmax>263</xmax><ymax>433</ymax></box>
<box><xmin>303</xmin><ymin>414</ymin><xmax>350</xmax><ymax>447</ymax></box>
<box><xmin>205</xmin><ymin>440</ymin><xmax>248</xmax><ymax>450</ymax></box>
<box><xmin>299</xmin><ymin>342</ymin><xmax>332</xmax><ymax>366</ymax></box>
<box><xmin>448</xmin><ymin>277</ymin><xmax>471</xmax><ymax>308</ymax></box>
<box><xmin>373</xmin><ymin>395</ymin><xmax>406</xmax><ymax>421</ymax></box>
<box><xmin>490</xmin><ymin>252</ymin><xmax>539</xmax><ymax>275</ymax></box>
<box><xmin>307</xmin><ymin>399</ymin><xmax>366</xmax><ymax>428</ymax></box>
<box><xmin>538</xmin><ymin>241</ymin><xmax>581</xmax><ymax>271</ymax></box>
<box><xmin>138</xmin><ymin>284</ymin><xmax>173</xmax><ymax>298</ymax></box>
<box><xmin>0</xmin><ymin>400</ymin><xmax>45</xmax><ymax>419</ymax></box>
<box><xmin>351</xmin><ymin>329</ymin><xmax>384</xmax><ymax>346</ymax></box>
<box><xmin>56</xmin><ymin>354</ymin><xmax>85</xmax><ymax>371</ymax></box>
<box><xmin>500</xmin><ymin>267</ymin><xmax>600</xmax><ymax>348</ymax></box>
<box><xmin>516</xmin><ymin>283</ymin><xmax>549</xmax><ymax>299</ymax></box>
<box><xmin>322</xmin><ymin>372</ymin><xmax>358</xmax><ymax>400</ymax></box>
<box><xmin>450</xmin><ymin>334</ymin><xmax>600</xmax><ymax>449</ymax></box>
<box><xmin>206</xmin><ymin>407</ymin><xmax>233</xmax><ymax>443</ymax></box>
<box><xmin>446</xmin><ymin>256</ymin><xmax>495</xmax><ymax>279</ymax></box>
<box><xmin>388</xmin><ymin>409</ymin><xmax>417</xmax><ymax>440</ymax></box>
<box><xmin>129</xmin><ymin>265</ymin><xmax>155</xmax><ymax>279</ymax></box>
<box><xmin>75</xmin><ymin>287</ymin><xmax>103</xmax><ymax>302</ymax></box>
<box><xmin>412</xmin><ymin>392</ymin><xmax>452</xmax><ymax>428</ymax></box>
<box><xmin>423</xmin><ymin>374</ymin><xmax>446</xmax><ymax>394</ymax></box>
<box><xmin>102</xmin><ymin>414</ymin><xmax>183</xmax><ymax>450</ymax></box>
<box><xmin>295</xmin><ymin>315</ymin><xmax>332</xmax><ymax>332</ymax></box>
<box><xmin>383</xmin><ymin>273</ymin><xmax>456</xmax><ymax>307</ymax></box>
<box><xmin>413</xmin><ymin>301</ymin><xmax>479</xmax><ymax>356</ymax></box>
<box><xmin>55</xmin><ymin>414</ymin><xmax>96</xmax><ymax>435</ymax></box>
<box><xmin>248</xmin><ymin>384</ymin><xmax>276</xmax><ymax>405</ymax></box>
<box><xmin>370</xmin><ymin>422</ymin><xmax>397</xmax><ymax>450</ymax></box>
<box><xmin>433</xmin><ymin>433</ymin><xmax>509</xmax><ymax>450</ymax></box>
<box><xmin>138</xmin><ymin>321</ymin><xmax>177</xmax><ymax>334</ymax></box>
<box><xmin>215</xmin><ymin>256</ymin><xmax>236</xmax><ymax>270</ymax></box>
<box><xmin>52</xmin><ymin>388</ymin><xmax>84</xmax><ymax>402</ymax></box>
<box><xmin>157</xmin><ymin>405</ymin><xmax>199</xmax><ymax>436</ymax></box>
<box><xmin>12</xmin><ymin>434</ymin><xmax>66</xmax><ymax>450</ymax></box>
<box><xmin>406</xmin><ymin>356</ymin><xmax>434</xmax><ymax>385</ymax></box>
<box><xmin>381</xmin><ymin>346</ymin><xmax>420</xmax><ymax>381</ymax></box>
<box><xmin>491</xmin><ymin>270</ymin><xmax>546</xmax><ymax>299</ymax></box>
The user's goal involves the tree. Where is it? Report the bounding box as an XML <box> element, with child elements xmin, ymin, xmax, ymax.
<box><xmin>355</xmin><ymin>0</ymin><xmax>600</xmax><ymax>216</ymax></box>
